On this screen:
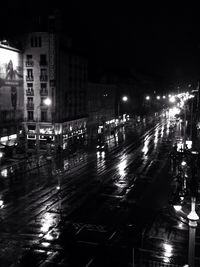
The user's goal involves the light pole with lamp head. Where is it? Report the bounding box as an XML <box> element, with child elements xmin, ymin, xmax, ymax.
<box><xmin>0</xmin><ymin>151</ymin><xmax>3</xmax><ymax>169</ymax></box>
<box><xmin>117</xmin><ymin>95</ymin><xmax>128</xmax><ymax>120</ymax></box>
<box><xmin>187</xmin><ymin>196</ymin><xmax>199</xmax><ymax>267</ymax></box>
<box><xmin>36</xmin><ymin>97</ymin><xmax>52</xmax><ymax>155</ymax></box>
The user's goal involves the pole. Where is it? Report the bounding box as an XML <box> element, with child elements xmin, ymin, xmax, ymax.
<box><xmin>187</xmin><ymin>197</ymin><xmax>199</xmax><ymax>267</ymax></box>
<box><xmin>188</xmin><ymin>223</ymin><xmax>196</xmax><ymax>267</ymax></box>
<box><xmin>183</xmin><ymin>104</ymin><xmax>187</xmax><ymax>150</ymax></box>
<box><xmin>117</xmin><ymin>101</ymin><xmax>120</xmax><ymax>119</ymax></box>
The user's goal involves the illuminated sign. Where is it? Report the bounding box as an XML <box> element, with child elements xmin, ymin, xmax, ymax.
<box><xmin>0</xmin><ymin>46</ymin><xmax>23</xmax><ymax>110</ymax></box>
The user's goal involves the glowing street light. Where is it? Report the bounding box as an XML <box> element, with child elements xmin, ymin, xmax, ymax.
<box><xmin>169</xmin><ymin>96</ymin><xmax>176</xmax><ymax>103</ymax></box>
<box><xmin>145</xmin><ymin>96</ymin><xmax>150</xmax><ymax>100</ymax></box>
<box><xmin>156</xmin><ymin>95</ymin><xmax>160</xmax><ymax>100</ymax></box>
<box><xmin>44</xmin><ymin>97</ymin><xmax>52</xmax><ymax>106</ymax></box>
<box><xmin>187</xmin><ymin>197</ymin><xmax>199</xmax><ymax>267</ymax></box>
<box><xmin>117</xmin><ymin>95</ymin><xmax>128</xmax><ymax>118</ymax></box>
<box><xmin>122</xmin><ymin>96</ymin><xmax>128</xmax><ymax>102</ymax></box>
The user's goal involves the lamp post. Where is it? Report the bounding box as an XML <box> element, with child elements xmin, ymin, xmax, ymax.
<box><xmin>187</xmin><ymin>197</ymin><xmax>199</xmax><ymax>267</ymax></box>
<box><xmin>36</xmin><ymin>97</ymin><xmax>52</xmax><ymax>154</ymax></box>
<box><xmin>117</xmin><ymin>95</ymin><xmax>128</xmax><ymax>119</ymax></box>
<box><xmin>0</xmin><ymin>151</ymin><xmax>3</xmax><ymax>169</ymax></box>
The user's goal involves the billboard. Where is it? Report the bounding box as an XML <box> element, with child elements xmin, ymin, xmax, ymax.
<box><xmin>0</xmin><ymin>46</ymin><xmax>23</xmax><ymax>110</ymax></box>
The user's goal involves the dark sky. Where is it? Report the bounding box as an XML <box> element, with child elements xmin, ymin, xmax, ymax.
<box><xmin>1</xmin><ymin>2</ymin><xmax>200</xmax><ymax>88</ymax></box>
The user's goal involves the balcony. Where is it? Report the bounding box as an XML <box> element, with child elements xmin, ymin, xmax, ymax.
<box><xmin>26</xmin><ymin>103</ymin><xmax>34</xmax><ymax>110</ymax></box>
<box><xmin>40</xmin><ymin>90</ymin><xmax>48</xmax><ymax>96</ymax></box>
<box><xmin>40</xmin><ymin>75</ymin><xmax>48</xmax><ymax>81</ymax></box>
<box><xmin>26</xmin><ymin>76</ymin><xmax>34</xmax><ymax>81</ymax></box>
<box><xmin>26</xmin><ymin>60</ymin><xmax>34</xmax><ymax>67</ymax></box>
<box><xmin>40</xmin><ymin>61</ymin><xmax>47</xmax><ymax>66</ymax></box>
<box><xmin>26</xmin><ymin>90</ymin><xmax>34</xmax><ymax>96</ymax></box>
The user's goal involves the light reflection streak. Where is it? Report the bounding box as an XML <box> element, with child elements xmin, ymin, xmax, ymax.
<box><xmin>162</xmin><ymin>243</ymin><xmax>173</xmax><ymax>262</ymax></box>
<box><xmin>40</xmin><ymin>212</ymin><xmax>55</xmax><ymax>233</ymax></box>
<box><xmin>154</xmin><ymin>128</ymin><xmax>159</xmax><ymax>146</ymax></box>
<box><xmin>142</xmin><ymin>137</ymin><xmax>150</xmax><ymax>156</ymax></box>
<box><xmin>118</xmin><ymin>159</ymin><xmax>127</xmax><ymax>177</ymax></box>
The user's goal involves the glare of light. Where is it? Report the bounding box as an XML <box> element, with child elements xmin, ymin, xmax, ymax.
<box><xmin>0</xmin><ymin>152</ymin><xmax>3</xmax><ymax>158</ymax></box>
<box><xmin>181</xmin><ymin>161</ymin><xmax>187</xmax><ymax>167</ymax></box>
<box><xmin>40</xmin><ymin>213</ymin><xmax>54</xmax><ymax>233</ymax></box>
<box><xmin>142</xmin><ymin>138</ymin><xmax>149</xmax><ymax>155</ymax></box>
<box><xmin>168</xmin><ymin>94</ymin><xmax>171</xmax><ymax>98</ymax></box>
<box><xmin>174</xmin><ymin>205</ymin><xmax>182</xmax><ymax>211</ymax></box>
<box><xmin>56</xmin><ymin>185</ymin><xmax>60</xmax><ymax>190</ymax></box>
<box><xmin>163</xmin><ymin>95</ymin><xmax>166</xmax><ymax>99</ymax></box>
<box><xmin>118</xmin><ymin>159</ymin><xmax>127</xmax><ymax>176</ymax></box>
<box><xmin>41</xmin><ymin>242</ymin><xmax>50</xmax><ymax>247</ymax></box>
<box><xmin>1</xmin><ymin>169</ymin><xmax>8</xmax><ymax>177</ymax></box>
<box><xmin>0</xmin><ymin>200</ymin><xmax>4</xmax><ymax>209</ymax></box>
<box><xmin>163</xmin><ymin>243</ymin><xmax>173</xmax><ymax>258</ymax></box>
<box><xmin>169</xmin><ymin>96</ymin><xmax>176</xmax><ymax>103</ymax></box>
<box><xmin>101</xmin><ymin>151</ymin><xmax>105</xmax><ymax>158</ymax></box>
<box><xmin>122</xmin><ymin>96</ymin><xmax>128</xmax><ymax>102</ymax></box>
<box><xmin>44</xmin><ymin>232</ymin><xmax>54</xmax><ymax>241</ymax></box>
<box><xmin>156</xmin><ymin>95</ymin><xmax>160</xmax><ymax>100</ymax></box>
<box><xmin>146</xmin><ymin>95</ymin><xmax>150</xmax><ymax>100</ymax></box>
<box><xmin>44</xmin><ymin>97</ymin><xmax>52</xmax><ymax>106</ymax></box>
<box><xmin>178</xmin><ymin>222</ymin><xmax>183</xmax><ymax>228</ymax></box>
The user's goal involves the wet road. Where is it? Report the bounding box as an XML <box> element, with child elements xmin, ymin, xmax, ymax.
<box><xmin>0</xmin><ymin>118</ymin><xmax>191</xmax><ymax>266</ymax></box>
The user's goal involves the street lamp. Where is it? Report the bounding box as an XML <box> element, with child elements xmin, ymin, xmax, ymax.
<box><xmin>0</xmin><ymin>151</ymin><xmax>3</xmax><ymax>169</ymax></box>
<box><xmin>36</xmin><ymin>97</ymin><xmax>52</xmax><ymax>154</ymax></box>
<box><xmin>187</xmin><ymin>196</ymin><xmax>199</xmax><ymax>267</ymax></box>
<box><xmin>117</xmin><ymin>95</ymin><xmax>128</xmax><ymax>118</ymax></box>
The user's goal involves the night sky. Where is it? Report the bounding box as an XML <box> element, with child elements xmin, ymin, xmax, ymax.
<box><xmin>1</xmin><ymin>2</ymin><xmax>200</xmax><ymax>89</ymax></box>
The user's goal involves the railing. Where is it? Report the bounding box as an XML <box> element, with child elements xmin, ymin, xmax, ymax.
<box><xmin>26</xmin><ymin>103</ymin><xmax>34</xmax><ymax>109</ymax></box>
<box><xmin>40</xmin><ymin>75</ymin><xmax>48</xmax><ymax>81</ymax></box>
<box><xmin>25</xmin><ymin>60</ymin><xmax>34</xmax><ymax>67</ymax></box>
<box><xmin>26</xmin><ymin>76</ymin><xmax>34</xmax><ymax>81</ymax></box>
<box><xmin>40</xmin><ymin>90</ymin><xmax>48</xmax><ymax>96</ymax></box>
<box><xmin>26</xmin><ymin>90</ymin><xmax>34</xmax><ymax>96</ymax></box>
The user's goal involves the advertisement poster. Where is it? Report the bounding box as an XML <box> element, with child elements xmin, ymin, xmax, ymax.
<box><xmin>0</xmin><ymin>46</ymin><xmax>23</xmax><ymax>110</ymax></box>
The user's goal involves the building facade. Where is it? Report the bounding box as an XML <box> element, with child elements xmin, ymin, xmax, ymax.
<box><xmin>22</xmin><ymin>28</ymin><xmax>88</xmax><ymax>153</ymax></box>
<box><xmin>87</xmin><ymin>83</ymin><xmax>117</xmax><ymax>139</ymax></box>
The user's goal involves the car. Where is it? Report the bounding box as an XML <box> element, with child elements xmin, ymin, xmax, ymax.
<box><xmin>96</xmin><ymin>142</ymin><xmax>108</xmax><ymax>151</ymax></box>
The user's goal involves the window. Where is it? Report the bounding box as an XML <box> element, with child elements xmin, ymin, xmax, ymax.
<box><xmin>27</xmin><ymin>97</ymin><xmax>33</xmax><ymax>104</ymax></box>
<box><xmin>41</xmin><ymin>83</ymin><xmax>47</xmax><ymax>90</ymax></box>
<box><xmin>27</xmin><ymin>69</ymin><xmax>33</xmax><ymax>78</ymax></box>
<box><xmin>41</xmin><ymin>111</ymin><xmax>47</xmax><ymax>121</ymax></box>
<box><xmin>27</xmin><ymin>83</ymin><xmax>33</xmax><ymax>89</ymax></box>
<box><xmin>41</xmin><ymin>69</ymin><xmax>47</xmax><ymax>76</ymax></box>
<box><xmin>40</xmin><ymin>54</ymin><xmax>47</xmax><ymax>65</ymax></box>
<box><xmin>27</xmin><ymin>54</ymin><xmax>32</xmax><ymax>60</ymax></box>
<box><xmin>31</xmin><ymin>36</ymin><xmax>42</xmax><ymax>47</ymax></box>
<box><xmin>28</xmin><ymin>111</ymin><xmax>33</xmax><ymax>121</ymax></box>
<box><xmin>38</xmin><ymin>36</ymin><xmax>42</xmax><ymax>47</ymax></box>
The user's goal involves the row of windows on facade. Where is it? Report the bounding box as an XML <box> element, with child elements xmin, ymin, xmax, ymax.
<box><xmin>27</xmin><ymin>107</ymin><xmax>85</xmax><ymax>122</ymax></box>
<box><xmin>26</xmin><ymin>54</ymin><xmax>87</xmax><ymax>74</ymax></box>
<box><xmin>31</xmin><ymin>36</ymin><xmax>42</xmax><ymax>48</ymax></box>
<box><xmin>26</xmin><ymin>69</ymin><xmax>48</xmax><ymax>77</ymax></box>
<box><xmin>26</xmin><ymin>54</ymin><xmax>47</xmax><ymax>65</ymax></box>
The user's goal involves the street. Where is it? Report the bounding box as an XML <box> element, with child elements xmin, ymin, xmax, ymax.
<box><xmin>0</xmin><ymin>117</ymin><xmax>199</xmax><ymax>266</ymax></box>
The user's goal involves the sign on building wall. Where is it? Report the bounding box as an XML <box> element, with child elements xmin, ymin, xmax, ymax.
<box><xmin>0</xmin><ymin>46</ymin><xmax>23</xmax><ymax>110</ymax></box>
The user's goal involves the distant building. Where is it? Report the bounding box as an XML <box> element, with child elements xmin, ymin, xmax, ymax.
<box><xmin>22</xmin><ymin>16</ymin><xmax>88</xmax><ymax>152</ymax></box>
<box><xmin>0</xmin><ymin>43</ymin><xmax>24</xmax><ymax>154</ymax></box>
<box><xmin>87</xmin><ymin>83</ymin><xmax>116</xmax><ymax>139</ymax></box>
